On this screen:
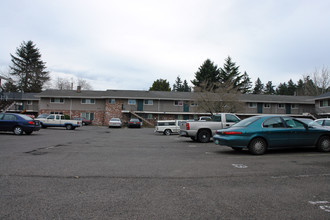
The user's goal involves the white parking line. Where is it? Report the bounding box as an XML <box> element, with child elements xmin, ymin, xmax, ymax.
<box><xmin>309</xmin><ymin>201</ymin><xmax>330</xmax><ymax>213</ymax></box>
<box><xmin>232</xmin><ymin>164</ymin><xmax>248</xmax><ymax>168</ymax></box>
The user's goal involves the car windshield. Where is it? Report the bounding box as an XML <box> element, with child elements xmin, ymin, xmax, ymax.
<box><xmin>231</xmin><ymin>116</ymin><xmax>260</xmax><ymax>127</ymax></box>
<box><xmin>111</xmin><ymin>118</ymin><xmax>120</xmax><ymax>121</ymax></box>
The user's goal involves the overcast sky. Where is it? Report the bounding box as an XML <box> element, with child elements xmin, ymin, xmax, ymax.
<box><xmin>1</xmin><ymin>0</ymin><xmax>330</xmax><ymax>91</ymax></box>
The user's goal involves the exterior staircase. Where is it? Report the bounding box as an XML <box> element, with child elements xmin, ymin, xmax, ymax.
<box><xmin>130</xmin><ymin>111</ymin><xmax>154</xmax><ymax>126</ymax></box>
<box><xmin>1</xmin><ymin>101</ymin><xmax>16</xmax><ymax>113</ymax></box>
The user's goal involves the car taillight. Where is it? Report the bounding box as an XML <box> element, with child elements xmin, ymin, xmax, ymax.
<box><xmin>186</xmin><ymin>123</ymin><xmax>190</xmax><ymax>130</ymax></box>
<box><xmin>221</xmin><ymin>131</ymin><xmax>242</xmax><ymax>135</ymax></box>
<box><xmin>28</xmin><ymin>121</ymin><xmax>35</xmax><ymax>125</ymax></box>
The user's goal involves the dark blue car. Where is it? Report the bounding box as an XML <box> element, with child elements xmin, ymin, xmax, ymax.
<box><xmin>213</xmin><ymin>115</ymin><xmax>330</xmax><ymax>155</ymax></box>
<box><xmin>0</xmin><ymin>113</ymin><xmax>41</xmax><ymax>135</ymax></box>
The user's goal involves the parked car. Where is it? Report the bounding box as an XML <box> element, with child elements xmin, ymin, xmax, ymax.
<box><xmin>73</xmin><ymin>117</ymin><xmax>92</xmax><ymax>125</ymax></box>
<box><xmin>213</xmin><ymin>115</ymin><xmax>330</xmax><ymax>155</ymax></box>
<box><xmin>0</xmin><ymin>113</ymin><xmax>41</xmax><ymax>135</ymax></box>
<box><xmin>314</xmin><ymin>118</ymin><xmax>330</xmax><ymax>129</ymax></box>
<box><xmin>109</xmin><ymin>118</ymin><xmax>122</xmax><ymax>128</ymax></box>
<box><xmin>128</xmin><ymin>118</ymin><xmax>142</xmax><ymax>128</ymax></box>
<box><xmin>154</xmin><ymin>120</ymin><xmax>185</xmax><ymax>135</ymax></box>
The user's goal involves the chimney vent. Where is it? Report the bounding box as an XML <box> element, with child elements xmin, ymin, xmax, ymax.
<box><xmin>77</xmin><ymin>86</ymin><xmax>81</xmax><ymax>93</ymax></box>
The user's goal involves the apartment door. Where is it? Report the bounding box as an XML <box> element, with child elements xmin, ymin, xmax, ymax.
<box><xmin>137</xmin><ymin>100</ymin><xmax>143</xmax><ymax>111</ymax></box>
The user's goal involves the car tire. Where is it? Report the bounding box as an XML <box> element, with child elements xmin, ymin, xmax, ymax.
<box><xmin>66</xmin><ymin>124</ymin><xmax>73</xmax><ymax>130</ymax></box>
<box><xmin>198</xmin><ymin>130</ymin><xmax>211</xmax><ymax>143</ymax></box>
<box><xmin>248</xmin><ymin>138</ymin><xmax>267</xmax><ymax>155</ymax></box>
<box><xmin>13</xmin><ymin>126</ymin><xmax>23</xmax><ymax>135</ymax></box>
<box><xmin>317</xmin><ymin>136</ymin><xmax>330</xmax><ymax>152</ymax></box>
<box><xmin>164</xmin><ymin>129</ymin><xmax>171</xmax><ymax>136</ymax></box>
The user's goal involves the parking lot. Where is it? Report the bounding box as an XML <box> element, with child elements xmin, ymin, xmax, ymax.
<box><xmin>0</xmin><ymin>126</ymin><xmax>329</xmax><ymax>219</ymax></box>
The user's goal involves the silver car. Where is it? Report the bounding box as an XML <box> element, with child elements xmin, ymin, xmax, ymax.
<box><xmin>314</xmin><ymin>118</ymin><xmax>330</xmax><ymax>129</ymax></box>
<box><xmin>109</xmin><ymin>118</ymin><xmax>122</xmax><ymax>128</ymax></box>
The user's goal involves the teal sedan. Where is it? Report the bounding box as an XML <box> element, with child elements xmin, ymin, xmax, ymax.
<box><xmin>213</xmin><ymin>115</ymin><xmax>330</xmax><ymax>155</ymax></box>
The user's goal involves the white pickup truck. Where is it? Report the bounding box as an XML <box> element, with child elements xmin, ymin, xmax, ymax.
<box><xmin>179</xmin><ymin>113</ymin><xmax>240</xmax><ymax>142</ymax></box>
<box><xmin>37</xmin><ymin>114</ymin><xmax>82</xmax><ymax>130</ymax></box>
<box><xmin>154</xmin><ymin>120</ymin><xmax>185</xmax><ymax>135</ymax></box>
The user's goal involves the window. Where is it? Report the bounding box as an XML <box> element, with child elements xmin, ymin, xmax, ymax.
<box><xmin>320</xmin><ymin>100</ymin><xmax>330</xmax><ymax>107</ymax></box>
<box><xmin>291</xmin><ymin>104</ymin><xmax>298</xmax><ymax>109</ymax></box>
<box><xmin>128</xmin><ymin>99</ymin><xmax>136</xmax><ymax>105</ymax></box>
<box><xmin>248</xmin><ymin>103</ymin><xmax>257</xmax><ymax>108</ymax></box>
<box><xmin>225</xmin><ymin>114</ymin><xmax>240</xmax><ymax>123</ymax></box>
<box><xmin>146</xmin><ymin>114</ymin><xmax>153</xmax><ymax>119</ymax></box>
<box><xmin>81</xmin><ymin>112</ymin><xmax>94</xmax><ymax>120</ymax></box>
<box><xmin>278</xmin><ymin>104</ymin><xmax>285</xmax><ymax>109</ymax></box>
<box><xmin>109</xmin><ymin>99</ymin><xmax>116</xmax><ymax>104</ymax></box>
<box><xmin>27</xmin><ymin>100</ymin><xmax>32</xmax><ymax>105</ymax></box>
<box><xmin>50</xmin><ymin>98</ymin><xmax>64</xmax><ymax>103</ymax></box>
<box><xmin>263</xmin><ymin>117</ymin><xmax>285</xmax><ymax>128</ymax></box>
<box><xmin>264</xmin><ymin>103</ymin><xmax>271</xmax><ymax>108</ymax></box>
<box><xmin>144</xmin><ymin>100</ymin><xmax>153</xmax><ymax>105</ymax></box>
<box><xmin>174</xmin><ymin>100</ymin><xmax>183</xmax><ymax>106</ymax></box>
<box><xmin>3</xmin><ymin>114</ymin><xmax>16</xmax><ymax>121</ymax></box>
<box><xmin>190</xmin><ymin>101</ymin><xmax>198</xmax><ymax>106</ymax></box>
<box><xmin>81</xmin><ymin>99</ymin><xmax>95</xmax><ymax>104</ymax></box>
<box><xmin>284</xmin><ymin>118</ymin><xmax>305</xmax><ymax>128</ymax></box>
<box><xmin>50</xmin><ymin>112</ymin><xmax>63</xmax><ymax>115</ymax></box>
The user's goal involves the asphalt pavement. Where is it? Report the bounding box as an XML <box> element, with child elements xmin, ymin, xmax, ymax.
<box><xmin>0</xmin><ymin>126</ymin><xmax>329</xmax><ymax>219</ymax></box>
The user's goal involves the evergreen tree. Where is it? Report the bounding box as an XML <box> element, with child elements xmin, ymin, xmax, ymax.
<box><xmin>149</xmin><ymin>79</ymin><xmax>171</xmax><ymax>91</ymax></box>
<box><xmin>252</xmin><ymin>78</ymin><xmax>264</xmax><ymax>94</ymax></box>
<box><xmin>240</xmin><ymin>71</ymin><xmax>252</xmax><ymax>94</ymax></box>
<box><xmin>9</xmin><ymin>40</ymin><xmax>50</xmax><ymax>92</ymax></box>
<box><xmin>191</xmin><ymin>59</ymin><xmax>220</xmax><ymax>91</ymax></box>
<box><xmin>264</xmin><ymin>81</ymin><xmax>275</xmax><ymax>94</ymax></box>
<box><xmin>173</xmin><ymin>76</ymin><xmax>183</xmax><ymax>91</ymax></box>
<box><xmin>276</xmin><ymin>83</ymin><xmax>288</xmax><ymax>95</ymax></box>
<box><xmin>182</xmin><ymin>80</ymin><xmax>191</xmax><ymax>92</ymax></box>
<box><xmin>287</xmin><ymin>79</ymin><xmax>297</xmax><ymax>95</ymax></box>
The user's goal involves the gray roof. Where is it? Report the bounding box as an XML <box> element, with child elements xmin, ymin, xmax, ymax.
<box><xmin>315</xmin><ymin>92</ymin><xmax>330</xmax><ymax>100</ymax></box>
<box><xmin>2</xmin><ymin>92</ymin><xmax>39</xmax><ymax>100</ymax></box>
<box><xmin>37</xmin><ymin>89</ymin><xmax>194</xmax><ymax>100</ymax></box>
<box><xmin>239</xmin><ymin>94</ymin><xmax>315</xmax><ymax>104</ymax></box>
<box><xmin>36</xmin><ymin>89</ymin><xmax>316</xmax><ymax>104</ymax></box>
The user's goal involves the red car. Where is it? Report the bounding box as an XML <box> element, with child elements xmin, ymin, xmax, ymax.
<box><xmin>128</xmin><ymin>118</ymin><xmax>142</xmax><ymax>128</ymax></box>
<box><xmin>73</xmin><ymin>117</ymin><xmax>92</xmax><ymax>126</ymax></box>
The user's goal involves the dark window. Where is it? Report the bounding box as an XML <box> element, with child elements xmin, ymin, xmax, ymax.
<box><xmin>263</xmin><ymin>117</ymin><xmax>285</xmax><ymax>128</ymax></box>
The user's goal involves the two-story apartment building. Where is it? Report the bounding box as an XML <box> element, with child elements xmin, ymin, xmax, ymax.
<box><xmin>34</xmin><ymin>88</ymin><xmax>316</xmax><ymax>126</ymax></box>
<box><xmin>314</xmin><ymin>92</ymin><xmax>330</xmax><ymax>117</ymax></box>
<box><xmin>0</xmin><ymin>92</ymin><xmax>39</xmax><ymax>116</ymax></box>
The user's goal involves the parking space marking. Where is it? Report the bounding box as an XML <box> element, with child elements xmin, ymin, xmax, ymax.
<box><xmin>271</xmin><ymin>173</ymin><xmax>330</xmax><ymax>179</ymax></box>
<box><xmin>309</xmin><ymin>201</ymin><xmax>330</xmax><ymax>213</ymax></box>
<box><xmin>232</xmin><ymin>164</ymin><xmax>248</xmax><ymax>168</ymax></box>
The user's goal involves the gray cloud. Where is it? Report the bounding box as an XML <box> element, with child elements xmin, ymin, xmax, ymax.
<box><xmin>1</xmin><ymin>0</ymin><xmax>330</xmax><ymax>90</ymax></box>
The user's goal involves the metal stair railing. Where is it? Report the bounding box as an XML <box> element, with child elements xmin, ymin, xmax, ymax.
<box><xmin>130</xmin><ymin>111</ymin><xmax>153</xmax><ymax>126</ymax></box>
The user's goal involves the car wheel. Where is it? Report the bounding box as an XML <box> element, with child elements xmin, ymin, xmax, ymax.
<box><xmin>248</xmin><ymin>138</ymin><xmax>267</xmax><ymax>155</ymax></box>
<box><xmin>13</xmin><ymin>126</ymin><xmax>23</xmax><ymax>135</ymax></box>
<box><xmin>66</xmin><ymin>124</ymin><xmax>73</xmax><ymax>130</ymax></box>
<box><xmin>25</xmin><ymin>131</ymin><xmax>33</xmax><ymax>135</ymax></box>
<box><xmin>317</xmin><ymin>136</ymin><xmax>330</xmax><ymax>152</ymax></box>
<box><xmin>198</xmin><ymin>130</ymin><xmax>211</xmax><ymax>143</ymax></box>
<box><xmin>232</xmin><ymin>147</ymin><xmax>243</xmax><ymax>151</ymax></box>
<box><xmin>164</xmin><ymin>129</ymin><xmax>171</xmax><ymax>136</ymax></box>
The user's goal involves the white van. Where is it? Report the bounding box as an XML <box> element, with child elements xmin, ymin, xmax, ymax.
<box><xmin>154</xmin><ymin>120</ymin><xmax>185</xmax><ymax>135</ymax></box>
